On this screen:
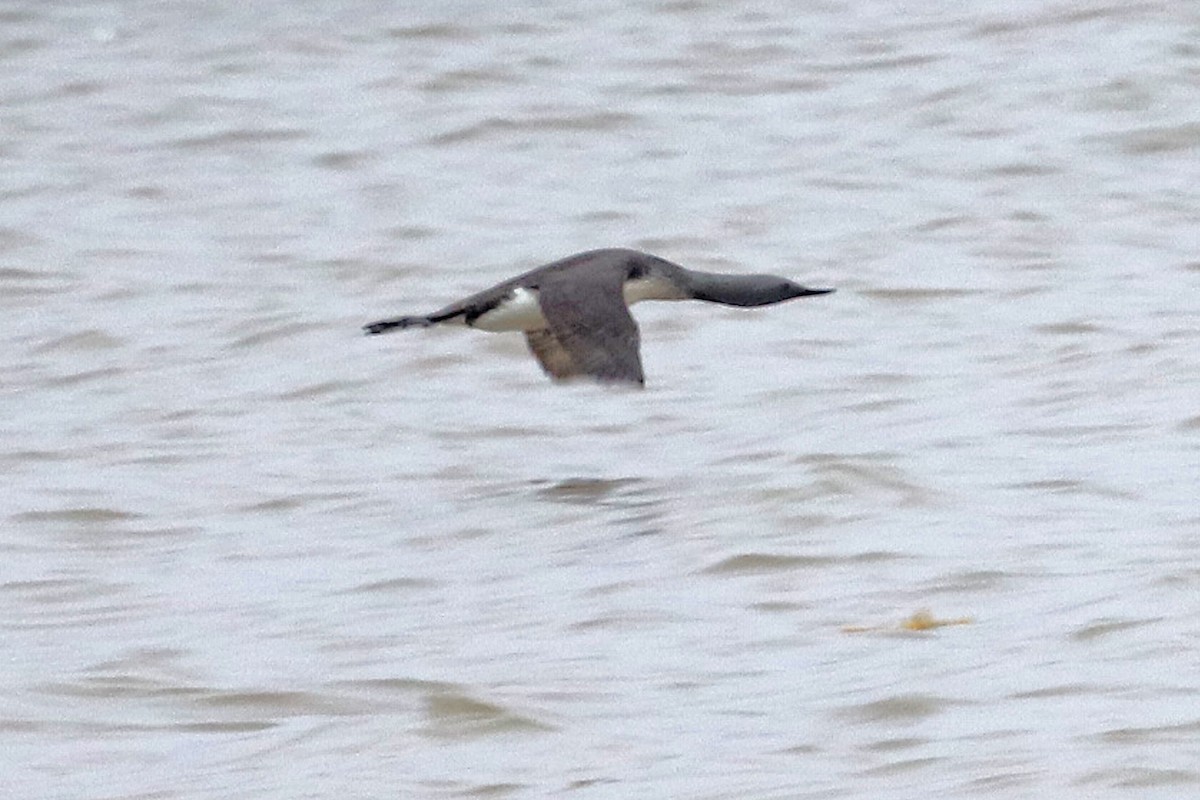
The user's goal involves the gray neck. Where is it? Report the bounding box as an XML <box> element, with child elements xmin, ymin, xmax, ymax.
<box><xmin>682</xmin><ymin>270</ymin><xmax>799</xmax><ymax>307</ymax></box>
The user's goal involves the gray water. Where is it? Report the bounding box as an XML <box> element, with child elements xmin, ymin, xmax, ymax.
<box><xmin>3</xmin><ymin>1</ymin><xmax>1200</xmax><ymax>797</ymax></box>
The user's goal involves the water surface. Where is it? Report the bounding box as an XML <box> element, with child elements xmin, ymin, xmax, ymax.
<box><xmin>3</xmin><ymin>1</ymin><xmax>1200</xmax><ymax>797</ymax></box>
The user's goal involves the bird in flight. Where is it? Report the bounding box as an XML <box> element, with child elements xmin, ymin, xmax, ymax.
<box><xmin>364</xmin><ymin>248</ymin><xmax>833</xmax><ymax>386</ymax></box>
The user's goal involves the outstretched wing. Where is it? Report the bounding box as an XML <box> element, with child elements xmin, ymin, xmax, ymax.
<box><xmin>524</xmin><ymin>329</ymin><xmax>579</xmax><ymax>380</ymax></box>
<box><xmin>522</xmin><ymin>271</ymin><xmax>644</xmax><ymax>385</ymax></box>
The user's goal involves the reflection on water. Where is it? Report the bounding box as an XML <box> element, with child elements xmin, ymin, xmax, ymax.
<box><xmin>3</xmin><ymin>0</ymin><xmax>1200</xmax><ymax>797</ymax></box>
<box><xmin>532</xmin><ymin>477</ymin><xmax>648</xmax><ymax>506</ymax></box>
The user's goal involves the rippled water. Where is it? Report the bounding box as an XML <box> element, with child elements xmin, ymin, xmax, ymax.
<box><xmin>4</xmin><ymin>1</ymin><xmax>1200</xmax><ymax>797</ymax></box>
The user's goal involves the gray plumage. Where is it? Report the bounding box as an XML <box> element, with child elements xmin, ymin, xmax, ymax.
<box><xmin>364</xmin><ymin>248</ymin><xmax>833</xmax><ymax>386</ymax></box>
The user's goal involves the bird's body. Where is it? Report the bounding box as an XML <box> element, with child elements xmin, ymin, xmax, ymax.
<box><xmin>364</xmin><ymin>248</ymin><xmax>832</xmax><ymax>386</ymax></box>
<box><xmin>465</xmin><ymin>286</ymin><xmax>547</xmax><ymax>332</ymax></box>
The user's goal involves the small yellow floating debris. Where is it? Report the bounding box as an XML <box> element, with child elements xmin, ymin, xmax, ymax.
<box><xmin>842</xmin><ymin>608</ymin><xmax>973</xmax><ymax>634</ymax></box>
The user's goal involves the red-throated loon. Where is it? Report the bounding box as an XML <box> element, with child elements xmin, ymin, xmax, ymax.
<box><xmin>364</xmin><ymin>248</ymin><xmax>833</xmax><ymax>386</ymax></box>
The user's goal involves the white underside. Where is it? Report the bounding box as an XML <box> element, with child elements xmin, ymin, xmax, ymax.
<box><xmin>471</xmin><ymin>287</ymin><xmax>547</xmax><ymax>332</ymax></box>
<box><xmin>469</xmin><ymin>277</ymin><xmax>683</xmax><ymax>333</ymax></box>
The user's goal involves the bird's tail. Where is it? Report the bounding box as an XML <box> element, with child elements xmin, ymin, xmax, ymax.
<box><xmin>363</xmin><ymin>315</ymin><xmax>432</xmax><ymax>335</ymax></box>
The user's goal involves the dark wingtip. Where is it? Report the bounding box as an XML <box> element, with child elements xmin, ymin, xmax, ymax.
<box><xmin>799</xmin><ymin>286</ymin><xmax>835</xmax><ymax>297</ymax></box>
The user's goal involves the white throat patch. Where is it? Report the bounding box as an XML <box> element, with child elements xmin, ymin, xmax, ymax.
<box><xmin>623</xmin><ymin>276</ymin><xmax>685</xmax><ymax>304</ymax></box>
